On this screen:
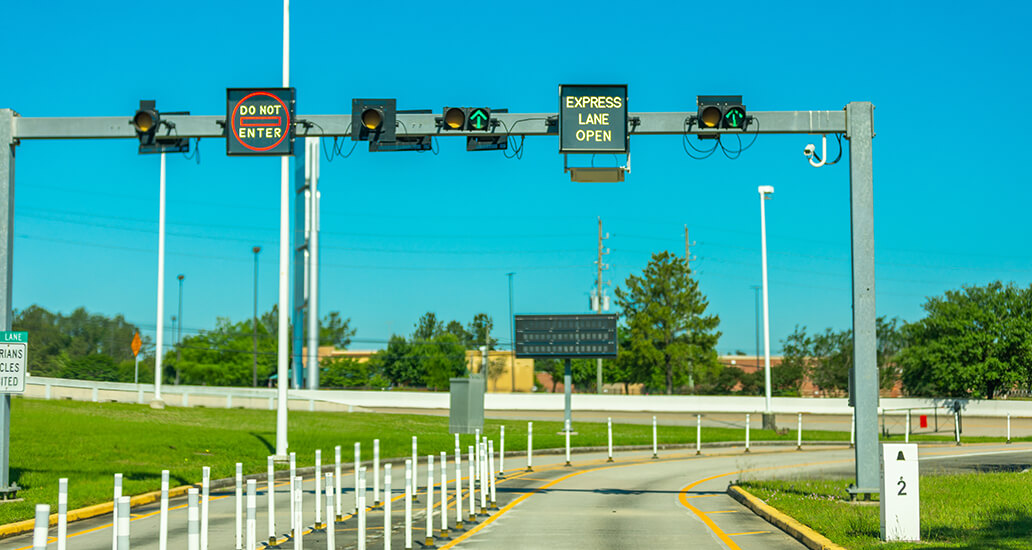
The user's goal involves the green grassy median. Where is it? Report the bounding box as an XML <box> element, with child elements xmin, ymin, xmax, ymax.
<box><xmin>740</xmin><ymin>474</ymin><xmax>1032</xmax><ymax>549</ymax></box>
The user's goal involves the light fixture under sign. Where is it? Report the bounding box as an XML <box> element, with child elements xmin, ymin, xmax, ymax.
<box><xmin>563</xmin><ymin>153</ymin><xmax>630</xmax><ymax>183</ymax></box>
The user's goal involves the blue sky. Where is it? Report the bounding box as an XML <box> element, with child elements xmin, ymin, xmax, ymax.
<box><xmin>2</xmin><ymin>1</ymin><xmax>1030</xmax><ymax>355</ymax></box>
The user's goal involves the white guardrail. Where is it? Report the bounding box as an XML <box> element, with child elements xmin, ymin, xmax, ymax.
<box><xmin>22</xmin><ymin>375</ymin><xmax>1032</xmax><ymax>417</ymax></box>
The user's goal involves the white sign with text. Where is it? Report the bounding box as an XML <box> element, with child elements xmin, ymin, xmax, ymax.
<box><xmin>880</xmin><ymin>442</ymin><xmax>920</xmax><ymax>541</ymax></box>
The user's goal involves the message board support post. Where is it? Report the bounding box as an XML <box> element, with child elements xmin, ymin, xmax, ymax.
<box><xmin>0</xmin><ymin>110</ymin><xmax>14</xmax><ymax>499</ymax></box>
<box><xmin>563</xmin><ymin>359</ymin><xmax>572</xmax><ymax>433</ymax></box>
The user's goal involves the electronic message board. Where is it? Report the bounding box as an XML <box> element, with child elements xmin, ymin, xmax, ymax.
<box><xmin>514</xmin><ymin>314</ymin><xmax>618</xmax><ymax>358</ymax></box>
<box><xmin>559</xmin><ymin>85</ymin><xmax>628</xmax><ymax>154</ymax></box>
<box><xmin>226</xmin><ymin>88</ymin><xmax>296</xmax><ymax>156</ymax></box>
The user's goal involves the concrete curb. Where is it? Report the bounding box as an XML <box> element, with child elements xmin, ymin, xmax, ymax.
<box><xmin>727</xmin><ymin>485</ymin><xmax>847</xmax><ymax>550</ymax></box>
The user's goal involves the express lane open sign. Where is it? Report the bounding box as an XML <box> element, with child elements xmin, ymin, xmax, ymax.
<box><xmin>226</xmin><ymin>88</ymin><xmax>296</xmax><ymax>156</ymax></box>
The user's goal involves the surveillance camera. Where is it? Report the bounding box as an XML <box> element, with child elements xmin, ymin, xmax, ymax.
<box><xmin>804</xmin><ymin>144</ymin><xmax>815</xmax><ymax>157</ymax></box>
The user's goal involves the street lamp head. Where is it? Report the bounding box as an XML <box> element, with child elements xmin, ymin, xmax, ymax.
<box><xmin>177</xmin><ymin>274</ymin><xmax>184</xmax><ymax>281</ymax></box>
<box><xmin>758</xmin><ymin>185</ymin><xmax>774</xmax><ymax>195</ymax></box>
<box><xmin>253</xmin><ymin>246</ymin><xmax>261</xmax><ymax>254</ymax></box>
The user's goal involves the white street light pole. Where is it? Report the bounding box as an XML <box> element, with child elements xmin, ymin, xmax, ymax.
<box><xmin>275</xmin><ymin>0</ymin><xmax>290</xmax><ymax>458</ymax></box>
<box><xmin>152</xmin><ymin>152</ymin><xmax>167</xmax><ymax>408</ymax></box>
<box><xmin>758</xmin><ymin>185</ymin><xmax>774</xmax><ymax>430</ymax></box>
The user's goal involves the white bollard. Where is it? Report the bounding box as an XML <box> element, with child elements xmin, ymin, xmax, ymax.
<box><xmin>905</xmin><ymin>410</ymin><xmax>911</xmax><ymax>443</ymax></box>
<box><xmin>439</xmin><ymin>451</ymin><xmax>448</xmax><ymax>538</ymax></box>
<box><xmin>188</xmin><ymin>488</ymin><xmax>200</xmax><ymax>550</ymax></box>
<box><xmin>797</xmin><ymin>413</ymin><xmax>803</xmax><ymax>450</ymax></box>
<box><xmin>652</xmin><ymin>416</ymin><xmax>658</xmax><ymax>459</ymax></box>
<box><xmin>358</xmin><ymin>468</ymin><xmax>366</xmax><ymax>550</ymax></box>
<box><xmin>526</xmin><ymin>422</ymin><xmax>533</xmax><ymax>471</ymax></box>
<box><xmin>607</xmin><ymin>417</ymin><xmax>613</xmax><ymax>462</ymax></box>
<box><xmin>1007</xmin><ymin>413</ymin><xmax>1012</xmax><ymax>444</ymax></box>
<box><xmin>116</xmin><ymin>496</ymin><xmax>130</xmax><ymax>550</ymax></box>
<box><xmin>315</xmin><ymin>450</ymin><xmax>322</xmax><ymax>528</ymax></box>
<box><xmin>325</xmin><ymin>474</ymin><xmax>335</xmax><ymax>550</ymax></box>
<box><xmin>235</xmin><ymin>463</ymin><xmax>243</xmax><ymax>550</ymax></box>
<box><xmin>289</xmin><ymin>452</ymin><xmax>297</xmax><ymax>535</ymax></box>
<box><xmin>473</xmin><ymin>435</ymin><xmax>480</xmax><ymax>488</ymax></box>
<box><xmin>355</xmin><ymin>442</ymin><xmax>362</xmax><ymax>513</ymax></box>
<box><xmin>696</xmin><ymin>414</ymin><xmax>702</xmax><ymax>455</ymax></box>
<box><xmin>565</xmin><ymin>427</ymin><xmax>571</xmax><ymax>466</ymax></box>
<box><xmin>455</xmin><ymin>447</ymin><xmax>463</xmax><ymax>530</ymax></box>
<box><xmin>383</xmin><ymin>466</ymin><xmax>391</xmax><ymax>550</ymax></box>
<box><xmin>479</xmin><ymin>442</ymin><xmax>487</xmax><ymax>515</ymax></box>
<box><xmin>411</xmin><ymin>436</ymin><xmax>418</xmax><ymax>500</ymax></box>
<box><xmin>293</xmin><ymin>476</ymin><xmax>303</xmax><ymax>550</ymax></box>
<box><xmin>499</xmin><ymin>425</ymin><xmax>505</xmax><ymax>476</ymax></box>
<box><xmin>201</xmin><ymin>466</ymin><xmax>210</xmax><ymax>550</ymax></box>
<box><xmin>425</xmin><ymin>455</ymin><xmax>434</xmax><ymax>547</ymax></box>
<box><xmin>955</xmin><ymin>411</ymin><xmax>962</xmax><ymax>446</ymax></box>
<box><xmin>334</xmin><ymin>445</ymin><xmax>342</xmax><ymax>520</ymax></box>
<box><xmin>267</xmin><ymin>456</ymin><xmax>276</xmax><ymax>545</ymax></box>
<box><xmin>467</xmin><ymin>445</ymin><xmax>476</xmax><ymax>523</ymax></box>
<box><xmin>488</xmin><ymin>440</ymin><xmax>497</xmax><ymax>509</ymax></box>
<box><xmin>745</xmin><ymin>414</ymin><xmax>751</xmax><ymax>453</ymax></box>
<box><xmin>404</xmin><ymin>460</ymin><xmax>412</xmax><ymax>550</ymax></box>
<box><xmin>57</xmin><ymin>478</ymin><xmax>68</xmax><ymax>550</ymax></box>
<box><xmin>33</xmin><ymin>503</ymin><xmax>50</xmax><ymax>550</ymax></box>
<box><xmin>112</xmin><ymin>472</ymin><xmax>122</xmax><ymax>550</ymax></box>
<box><xmin>159</xmin><ymin>470</ymin><xmax>169</xmax><ymax>550</ymax></box>
<box><xmin>246</xmin><ymin>479</ymin><xmax>256</xmax><ymax>550</ymax></box>
<box><xmin>850</xmin><ymin>413</ymin><xmax>856</xmax><ymax>448</ymax></box>
<box><xmin>373</xmin><ymin>439</ymin><xmax>380</xmax><ymax>506</ymax></box>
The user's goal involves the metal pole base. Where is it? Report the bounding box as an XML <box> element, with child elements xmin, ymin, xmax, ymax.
<box><xmin>761</xmin><ymin>413</ymin><xmax>777</xmax><ymax>431</ymax></box>
<box><xmin>651</xmin><ymin>454</ymin><xmax>658</xmax><ymax>460</ymax></box>
<box><xmin>312</xmin><ymin>523</ymin><xmax>324</xmax><ymax>532</ymax></box>
<box><xmin>335</xmin><ymin>514</ymin><xmax>343</xmax><ymax>521</ymax></box>
<box><xmin>1007</xmin><ymin>440</ymin><xmax>1012</xmax><ymax>445</ymax></box>
<box><xmin>525</xmin><ymin>466</ymin><xmax>533</xmax><ymax>472</ymax></box>
<box><xmin>425</xmin><ymin>537</ymin><xmax>435</xmax><ymax>548</ymax></box>
<box><xmin>489</xmin><ymin>501</ymin><xmax>498</xmax><ymax>510</ymax></box>
<box><xmin>744</xmin><ymin>448</ymin><xmax>750</xmax><ymax>454</ymax></box>
<box><xmin>564</xmin><ymin>461</ymin><xmax>572</xmax><ymax>467</ymax></box>
<box><xmin>468</xmin><ymin>514</ymin><xmax>476</xmax><ymax>524</ymax></box>
<box><xmin>456</xmin><ymin>521</ymin><xmax>464</xmax><ymax>530</ymax></box>
<box><xmin>695</xmin><ymin>450</ymin><xmax>701</xmax><ymax>456</ymax></box>
<box><xmin>440</xmin><ymin>529</ymin><xmax>450</xmax><ymax>539</ymax></box>
<box><xmin>268</xmin><ymin>536</ymin><xmax>279</xmax><ymax>547</ymax></box>
<box><xmin>606</xmin><ymin>457</ymin><xmax>613</xmax><ymax>463</ymax></box>
<box><xmin>796</xmin><ymin>445</ymin><xmax>802</xmax><ymax>451</ymax></box>
<box><xmin>149</xmin><ymin>399</ymin><xmax>166</xmax><ymax>410</ymax></box>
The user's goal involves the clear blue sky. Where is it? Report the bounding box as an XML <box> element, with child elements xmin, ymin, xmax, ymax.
<box><xmin>2</xmin><ymin>1</ymin><xmax>1030</xmax><ymax>355</ymax></box>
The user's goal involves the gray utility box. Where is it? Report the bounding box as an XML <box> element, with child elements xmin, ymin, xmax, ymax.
<box><xmin>449</xmin><ymin>376</ymin><xmax>485</xmax><ymax>434</ymax></box>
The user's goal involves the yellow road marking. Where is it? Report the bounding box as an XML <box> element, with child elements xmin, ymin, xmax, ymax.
<box><xmin>705</xmin><ymin>510</ymin><xmax>738</xmax><ymax>514</ymax></box>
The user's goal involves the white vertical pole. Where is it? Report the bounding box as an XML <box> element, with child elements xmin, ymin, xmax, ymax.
<box><xmin>526</xmin><ymin>422</ymin><xmax>533</xmax><ymax>471</ymax></box>
<box><xmin>246</xmin><ymin>480</ymin><xmax>256</xmax><ymax>550</ymax></box>
<box><xmin>745</xmin><ymin>414</ymin><xmax>751</xmax><ymax>453</ymax></box>
<box><xmin>499</xmin><ymin>426</ymin><xmax>505</xmax><ymax>476</ymax></box>
<box><xmin>33</xmin><ymin>504</ymin><xmax>50</xmax><ymax>550</ymax></box>
<box><xmin>383</xmin><ymin>466</ymin><xmax>391</xmax><ymax>550</ymax></box>
<box><xmin>373</xmin><ymin>439</ymin><xmax>380</xmax><ymax>506</ymax></box>
<box><xmin>479</xmin><ymin>443</ymin><xmax>487</xmax><ymax>515</ymax></box>
<box><xmin>797</xmin><ymin>413</ymin><xmax>803</xmax><ymax>450</ymax></box>
<box><xmin>159</xmin><ymin>470</ymin><xmax>169</xmax><ymax>550</ymax></box>
<box><xmin>454</xmin><ymin>447</ymin><xmax>463</xmax><ymax>530</ymax></box>
<box><xmin>235</xmin><ymin>463</ymin><xmax>243</xmax><ymax>550</ymax></box>
<box><xmin>354</xmin><ymin>442</ymin><xmax>361</xmax><ymax>513</ymax></box>
<box><xmin>358</xmin><ymin>468</ymin><xmax>366</xmax><ymax>550</ymax></box>
<box><xmin>488</xmin><ymin>440</ymin><xmax>497</xmax><ymax>508</ymax></box>
<box><xmin>201</xmin><ymin>466</ymin><xmax>210</xmax><ymax>550</ymax></box>
<box><xmin>474</xmin><ymin>430</ymin><xmax>480</xmax><ymax>487</ymax></box>
<box><xmin>274</xmin><ymin>0</ymin><xmax>291</xmax><ymax>463</ymax></box>
<box><xmin>850</xmin><ymin>412</ymin><xmax>856</xmax><ymax>448</ymax></box>
<box><xmin>112</xmin><ymin>473</ymin><xmax>122</xmax><ymax>550</ymax></box>
<box><xmin>57</xmin><ymin>478</ymin><xmax>67</xmax><ymax>550</ymax></box>
<box><xmin>334</xmin><ymin>445</ymin><xmax>342</xmax><ymax>519</ymax></box>
<box><xmin>564</xmin><ymin>428</ymin><xmax>571</xmax><ymax>466</ymax></box>
<box><xmin>187</xmin><ymin>489</ymin><xmax>200</xmax><ymax>550</ymax></box>
<box><xmin>404</xmin><ymin>460</ymin><xmax>412</xmax><ymax>550</ymax></box>
<box><xmin>411</xmin><ymin>437</ymin><xmax>417</xmax><ymax>500</ymax></box>
<box><xmin>289</xmin><ymin>452</ymin><xmax>296</xmax><ymax>535</ymax></box>
<box><xmin>905</xmin><ymin>411</ymin><xmax>911</xmax><ymax>443</ymax></box>
<box><xmin>325</xmin><ymin>473</ymin><xmax>335</xmax><ymax>550</ymax></box>
<box><xmin>651</xmin><ymin>416</ymin><xmax>658</xmax><ymax>459</ymax></box>
<box><xmin>306</xmin><ymin>137</ymin><xmax>320</xmax><ymax>391</ymax></box>
<box><xmin>954</xmin><ymin>411</ymin><xmax>961</xmax><ymax>446</ymax></box>
<box><xmin>266</xmin><ymin>456</ymin><xmax>275</xmax><ymax>545</ymax></box>
<box><xmin>439</xmin><ymin>452</ymin><xmax>448</xmax><ymax>537</ymax></box>
<box><xmin>758</xmin><ymin>186</ymin><xmax>774</xmax><ymax>417</ymax></box>
<box><xmin>606</xmin><ymin>417</ymin><xmax>613</xmax><ymax>462</ymax></box>
<box><xmin>695</xmin><ymin>414</ymin><xmax>702</xmax><ymax>455</ymax></box>
<box><xmin>1007</xmin><ymin>413</ymin><xmax>1011</xmax><ymax>444</ymax></box>
<box><xmin>314</xmin><ymin>450</ymin><xmax>322</xmax><ymax>527</ymax></box>
<box><xmin>116</xmin><ymin>496</ymin><xmax>130</xmax><ymax>550</ymax></box>
<box><xmin>293</xmin><ymin>476</ymin><xmax>303</xmax><ymax>550</ymax></box>
<box><xmin>425</xmin><ymin>455</ymin><xmax>434</xmax><ymax>547</ymax></box>
<box><xmin>467</xmin><ymin>446</ymin><xmax>475</xmax><ymax>523</ymax></box>
<box><xmin>154</xmin><ymin>152</ymin><xmax>166</xmax><ymax>404</ymax></box>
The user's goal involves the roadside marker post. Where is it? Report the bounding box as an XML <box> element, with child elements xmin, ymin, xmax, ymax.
<box><xmin>954</xmin><ymin>411</ymin><xmax>961</xmax><ymax>446</ymax></box>
<box><xmin>526</xmin><ymin>422</ymin><xmax>533</xmax><ymax>471</ymax></box>
<box><xmin>425</xmin><ymin>455</ymin><xmax>434</xmax><ymax>548</ymax></box>
<box><xmin>479</xmin><ymin>443</ymin><xmax>487</xmax><ymax>516</ymax></box>
<box><xmin>266</xmin><ymin>457</ymin><xmax>276</xmax><ymax>545</ymax></box>
<box><xmin>404</xmin><ymin>460</ymin><xmax>412</xmax><ymax>550</ymax></box>
<box><xmin>116</xmin><ymin>496</ymin><xmax>130</xmax><ymax>550</ymax></box>
<box><xmin>358</xmin><ymin>467</ymin><xmax>367</xmax><ymax>550</ymax></box>
<box><xmin>373</xmin><ymin>439</ymin><xmax>380</xmax><ymax>507</ymax></box>
<box><xmin>850</xmin><ymin>413</ymin><xmax>856</xmax><ymax>448</ymax></box>
<box><xmin>57</xmin><ymin>478</ymin><xmax>68</xmax><ymax>550</ymax></box>
<box><xmin>488</xmin><ymin>440</ymin><xmax>497</xmax><ymax>509</ymax></box>
<box><xmin>289</xmin><ymin>453</ymin><xmax>296</xmax><ymax>536</ymax></box>
<box><xmin>160</xmin><ymin>470</ymin><xmax>169</xmax><ymax>550</ymax></box>
<box><xmin>187</xmin><ymin>488</ymin><xmax>200</xmax><ymax>550</ymax></box>
<box><xmin>410</xmin><ymin>437</ymin><xmax>417</xmax><ymax>501</ymax></box>
<box><xmin>454</xmin><ymin>448</ymin><xmax>463</xmax><ymax>530</ymax></box>
<box><xmin>201</xmin><ymin>466</ymin><xmax>210</xmax><ymax>550</ymax></box>
<box><xmin>797</xmin><ymin>413</ymin><xmax>803</xmax><ymax>450</ymax></box>
<box><xmin>499</xmin><ymin>426</ymin><xmax>505</xmax><ymax>476</ymax></box>
<box><xmin>651</xmin><ymin>416</ymin><xmax>658</xmax><ymax>459</ymax></box>
<box><xmin>695</xmin><ymin>414</ymin><xmax>702</xmax><ymax>455</ymax></box>
<box><xmin>334</xmin><ymin>445</ymin><xmax>342</xmax><ymax>520</ymax></box>
<box><xmin>1007</xmin><ymin>413</ymin><xmax>1012</xmax><ymax>444</ymax></box>
<box><xmin>325</xmin><ymin>473</ymin><xmax>335</xmax><ymax>550</ymax></box>
<box><xmin>467</xmin><ymin>446</ymin><xmax>476</xmax><ymax>523</ymax></box>
<box><xmin>355</xmin><ymin>442</ymin><xmax>362</xmax><ymax>512</ymax></box>
<box><xmin>235</xmin><ymin>463</ymin><xmax>243</xmax><ymax>550</ymax></box>
<box><xmin>293</xmin><ymin>476</ymin><xmax>303</xmax><ymax>550</ymax></box>
<box><xmin>565</xmin><ymin>428</ymin><xmax>571</xmax><ymax>466</ymax></box>
<box><xmin>880</xmin><ymin>443</ymin><xmax>920</xmax><ymax>541</ymax></box>
<box><xmin>382</xmin><ymin>466</ymin><xmax>391</xmax><ymax>550</ymax></box>
<box><xmin>439</xmin><ymin>452</ymin><xmax>448</xmax><ymax>539</ymax></box>
<box><xmin>32</xmin><ymin>504</ymin><xmax>50</xmax><ymax>550</ymax></box>
<box><xmin>314</xmin><ymin>450</ymin><xmax>322</xmax><ymax>529</ymax></box>
<box><xmin>474</xmin><ymin>432</ymin><xmax>480</xmax><ymax>487</ymax></box>
<box><xmin>905</xmin><ymin>411</ymin><xmax>911</xmax><ymax>443</ymax></box>
<box><xmin>607</xmin><ymin>417</ymin><xmax>613</xmax><ymax>462</ymax></box>
<box><xmin>245</xmin><ymin>480</ymin><xmax>256</xmax><ymax>550</ymax></box>
<box><xmin>112</xmin><ymin>473</ymin><xmax>122</xmax><ymax>550</ymax></box>
<box><xmin>744</xmin><ymin>415</ymin><xmax>751</xmax><ymax>453</ymax></box>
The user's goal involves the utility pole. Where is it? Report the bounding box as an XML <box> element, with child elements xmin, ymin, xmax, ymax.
<box><xmin>176</xmin><ymin>274</ymin><xmax>184</xmax><ymax>363</ymax></box>
<box><xmin>758</xmin><ymin>186</ymin><xmax>776</xmax><ymax>431</ymax></box>
<box><xmin>507</xmin><ymin>272</ymin><xmax>515</xmax><ymax>393</ymax></box>
<box><xmin>594</xmin><ymin>217</ymin><xmax>609</xmax><ymax>394</ymax></box>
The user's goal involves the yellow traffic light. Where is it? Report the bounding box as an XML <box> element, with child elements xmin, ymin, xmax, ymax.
<box><xmin>361</xmin><ymin>108</ymin><xmax>383</xmax><ymax>130</ymax></box>
<box><xmin>699</xmin><ymin>105</ymin><xmax>722</xmax><ymax>129</ymax></box>
<box><xmin>444</xmin><ymin>107</ymin><xmax>466</xmax><ymax>130</ymax></box>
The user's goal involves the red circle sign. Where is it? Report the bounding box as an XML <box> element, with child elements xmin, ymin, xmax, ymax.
<box><xmin>230</xmin><ymin>91</ymin><xmax>291</xmax><ymax>152</ymax></box>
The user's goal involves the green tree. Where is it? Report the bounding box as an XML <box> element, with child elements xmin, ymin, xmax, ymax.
<box><xmin>467</xmin><ymin>313</ymin><xmax>497</xmax><ymax>349</ymax></box>
<box><xmin>444</xmin><ymin>320</ymin><xmax>472</xmax><ymax>347</ymax></box>
<box><xmin>371</xmin><ymin>335</ymin><xmax>422</xmax><ymax>387</ymax></box>
<box><xmin>899</xmin><ymin>282</ymin><xmax>1032</xmax><ymax>399</ymax></box>
<box><xmin>413</xmin><ymin>312</ymin><xmax>442</xmax><ymax>342</ymax></box>
<box><xmin>319</xmin><ymin>311</ymin><xmax>355</xmax><ymax>349</ymax></box>
<box><xmin>414</xmin><ymin>333</ymin><xmax>466</xmax><ymax>390</ymax></box>
<box><xmin>774</xmin><ymin>325</ymin><xmax>809</xmax><ymax>395</ymax></box>
<box><xmin>614</xmin><ymin>251</ymin><xmax>721</xmax><ymax>394</ymax></box>
<box><xmin>321</xmin><ymin>356</ymin><xmax>388</xmax><ymax>388</ymax></box>
<box><xmin>174</xmin><ymin>316</ymin><xmax>278</xmax><ymax>386</ymax></box>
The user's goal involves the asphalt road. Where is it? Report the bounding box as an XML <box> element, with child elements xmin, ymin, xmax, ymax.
<box><xmin>5</xmin><ymin>442</ymin><xmax>1032</xmax><ymax>550</ymax></box>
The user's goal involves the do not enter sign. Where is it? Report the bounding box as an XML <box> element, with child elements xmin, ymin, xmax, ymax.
<box><xmin>227</xmin><ymin>88</ymin><xmax>296</xmax><ymax>156</ymax></box>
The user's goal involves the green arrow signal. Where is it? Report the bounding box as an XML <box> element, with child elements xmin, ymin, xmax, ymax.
<box><xmin>725</xmin><ymin>108</ymin><xmax>744</xmax><ymax>128</ymax></box>
<box><xmin>470</xmin><ymin>109</ymin><xmax>487</xmax><ymax>129</ymax></box>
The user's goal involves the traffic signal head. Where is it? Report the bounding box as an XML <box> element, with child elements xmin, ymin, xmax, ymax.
<box><xmin>696</xmin><ymin>95</ymin><xmax>748</xmax><ymax>132</ymax></box>
<box><xmin>133</xmin><ymin>100</ymin><xmax>160</xmax><ymax>145</ymax></box>
<box><xmin>444</xmin><ymin>107</ymin><xmax>466</xmax><ymax>130</ymax></box>
<box><xmin>351</xmin><ymin>98</ymin><xmax>396</xmax><ymax>142</ymax></box>
<box><xmin>132</xmin><ymin>100</ymin><xmax>190</xmax><ymax>154</ymax></box>
<box><xmin>441</xmin><ymin>107</ymin><xmax>491</xmax><ymax>131</ymax></box>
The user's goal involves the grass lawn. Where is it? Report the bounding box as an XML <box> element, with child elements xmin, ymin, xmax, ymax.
<box><xmin>740</xmin><ymin>473</ymin><xmax>1032</xmax><ymax>549</ymax></box>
